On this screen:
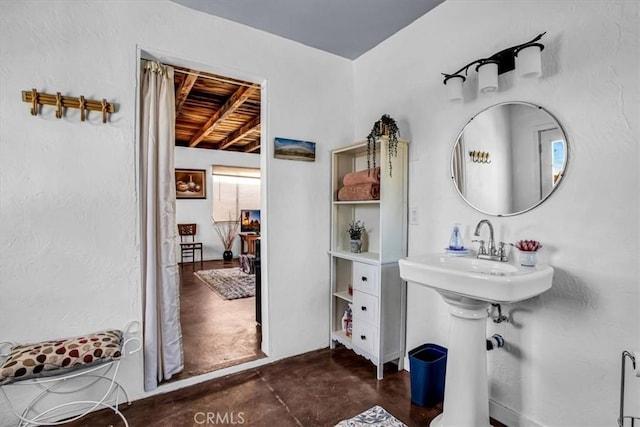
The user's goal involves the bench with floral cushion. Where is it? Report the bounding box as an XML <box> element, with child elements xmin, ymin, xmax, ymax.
<box><xmin>0</xmin><ymin>322</ymin><xmax>140</xmax><ymax>427</ymax></box>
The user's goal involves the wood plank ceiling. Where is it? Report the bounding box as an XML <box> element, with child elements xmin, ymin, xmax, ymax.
<box><xmin>173</xmin><ymin>65</ymin><xmax>261</xmax><ymax>153</ymax></box>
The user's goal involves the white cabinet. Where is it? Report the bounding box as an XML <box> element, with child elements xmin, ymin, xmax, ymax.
<box><xmin>329</xmin><ymin>137</ymin><xmax>408</xmax><ymax>379</ymax></box>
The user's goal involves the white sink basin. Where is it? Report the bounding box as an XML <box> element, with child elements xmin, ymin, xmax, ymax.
<box><xmin>399</xmin><ymin>253</ymin><xmax>553</xmax><ymax>304</ymax></box>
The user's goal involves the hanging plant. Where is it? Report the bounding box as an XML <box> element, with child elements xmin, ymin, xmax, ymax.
<box><xmin>366</xmin><ymin>114</ymin><xmax>400</xmax><ymax>177</ymax></box>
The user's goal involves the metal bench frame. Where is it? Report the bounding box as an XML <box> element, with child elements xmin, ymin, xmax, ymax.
<box><xmin>0</xmin><ymin>321</ymin><xmax>141</xmax><ymax>427</ymax></box>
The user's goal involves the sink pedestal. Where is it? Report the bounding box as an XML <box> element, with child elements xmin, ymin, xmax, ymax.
<box><xmin>432</xmin><ymin>295</ymin><xmax>491</xmax><ymax>427</ymax></box>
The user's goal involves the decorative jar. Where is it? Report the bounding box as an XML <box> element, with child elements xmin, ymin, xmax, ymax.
<box><xmin>519</xmin><ymin>251</ymin><xmax>537</xmax><ymax>267</ymax></box>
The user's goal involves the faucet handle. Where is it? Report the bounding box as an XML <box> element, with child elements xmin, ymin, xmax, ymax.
<box><xmin>497</xmin><ymin>242</ymin><xmax>509</xmax><ymax>261</ymax></box>
<box><xmin>472</xmin><ymin>239</ymin><xmax>487</xmax><ymax>255</ymax></box>
<box><xmin>497</xmin><ymin>242</ymin><xmax>506</xmax><ymax>257</ymax></box>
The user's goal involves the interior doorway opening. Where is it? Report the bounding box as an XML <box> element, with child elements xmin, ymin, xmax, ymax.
<box><xmin>139</xmin><ymin>51</ymin><xmax>268</xmax><ymax>383</ymax></box>
<box><xmin>171</xmin><ymin>64</ymin><xmax>266</xmax><ymax>381</ymax></box>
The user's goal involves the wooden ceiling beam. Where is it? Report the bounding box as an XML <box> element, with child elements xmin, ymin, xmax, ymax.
<box><xmin>243</xmin><ymin>139</ymin><xmax>261</xmax><ymax>153</ymax></box>
<box><xmin>175</xmin><ymin>72</ymin><xmax>198</xmax><ymax>114</ymax></box>
<box><xmin>188</xmin><ymin>86</ymin><xmax>257</xmax><ymax>147</ymax></box>
<box><xmin>217</xmin><ymin>115</ymin><xmax>261</xmax><ymax>150</ymax></box>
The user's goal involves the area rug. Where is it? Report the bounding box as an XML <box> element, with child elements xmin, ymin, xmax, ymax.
<box><xmin>194</xmin><ymin>268</ymin><xmax>255</xmax><ymax>300</ymax></box>
<box><xmin>335</xmin><ymin>406</ymin><xmax>407</xmax><ymax>427</ymax></box>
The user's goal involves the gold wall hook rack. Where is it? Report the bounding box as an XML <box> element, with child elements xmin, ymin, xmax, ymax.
<box><xmin>469</xmin><ymin>150</ymin><xmax>491</xmax><ymax>164</ymax></box>
<box><xmin>21</xmin><ymin>89</ymin><xmax>116</xmax><ymax>124</ymax></box>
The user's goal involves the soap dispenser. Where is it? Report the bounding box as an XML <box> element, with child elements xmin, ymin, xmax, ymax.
<box><xmin>448</xmin><ymin>223</ymin><xmax>464</xmax><ymax>251</ymax></box>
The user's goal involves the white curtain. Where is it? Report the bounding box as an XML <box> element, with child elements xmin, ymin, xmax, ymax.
<box><xmin>140</xmin><ymin>60</ymin><xmax>183</xmax><ymax>391</ymax></box>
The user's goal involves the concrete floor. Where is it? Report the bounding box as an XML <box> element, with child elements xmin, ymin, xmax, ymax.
<box><xmin>64</xmin><ymin>348</ymin><xmax>425</xmax><ymax>426</ymax></box>
<box><xmin>170</xmin><ymin>259</ymin><xmax>265</xmax><ymax>382</ymax></box>
<box><xmin>63</xmin><ymin>346</ymin><xmax>508</xmax><ymax>426</ymax></box>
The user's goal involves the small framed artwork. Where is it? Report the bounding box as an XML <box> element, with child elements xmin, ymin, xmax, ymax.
<box><xmin>274</xmin><ymin>137</ymin><xmax>316</xmax><ymax>162</ymax></box>
<box><xmin>175</xmin><ymin>169</ymin><xmax>206</xmax><ymax>199</ymax></box>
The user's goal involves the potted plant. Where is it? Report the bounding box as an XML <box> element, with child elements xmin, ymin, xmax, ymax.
<box><xmin>212</xmin><ymin>213</ymin><xmax>240</xmax><ymax>262</ymax></box>
<box><xmin>514</xmin><ymin>239</ymin><xmax>542</xmax><ymax>267</ymax></box>
<box><xmin>347</xmin><ymin>220</ymin><xmax>365</xmax><ymax>253</ymax></box>
<box><xmin>366</xmin><ymin>114</ymin><xmax>400</xmax><ymax>177</ymax></box>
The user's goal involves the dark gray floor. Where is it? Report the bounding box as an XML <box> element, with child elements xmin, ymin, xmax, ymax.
<box><xmin>65</xmin><ymin>346</ymin><xmax>508</xmax><ymax>426</ymax></box>
<box><xmin>170</xmin><ymin>259</ymin><xmax>265</xmax><ymax>382</ymax></box>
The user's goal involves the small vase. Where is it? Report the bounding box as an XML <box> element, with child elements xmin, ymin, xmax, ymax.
<box><xmin>350</xmin><ymin>239</ymin><xmax>362</xmax><ymax>253</ymax></box>
<box><xmin>223</xmin><ymin>250</ymin><xmax>233</xmax><ymax>262</ymax></box>
<box><xmin>519</xmin><ymin>251</ymin><xmax>537</xmax><ymax>267</ymax></box>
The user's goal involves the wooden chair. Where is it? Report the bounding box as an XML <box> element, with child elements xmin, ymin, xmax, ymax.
<box><xmin>177</xmin><ymin>223</ymin><xmax>203</xmax><ymax>270</ymax></box>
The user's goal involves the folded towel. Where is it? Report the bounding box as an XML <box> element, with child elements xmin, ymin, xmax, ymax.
<box><xmin>343</xmin><ymin>167</ymin><xmax>380</xmax><ymax>186</ymax></box>
<box><xmin>337</xmin><ymin>183</ymin><xmax>380</xmax><ymax>201</ymax></box>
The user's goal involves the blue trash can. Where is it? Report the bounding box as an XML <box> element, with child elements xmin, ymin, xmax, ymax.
<box><xmin>409</xmin><ymin>343</ymin><xmax>447</xmax><ymax>406</ymax></box>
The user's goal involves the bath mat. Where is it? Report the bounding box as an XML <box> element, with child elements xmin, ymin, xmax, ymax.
<box><xmin>194</xmin><ymin>268</ymin><xmax>255</xmax><ymax>300</ymax></box>
<box><xmin>335</xmin><ymin>405</ymin><xmax>407</xmax><ymax>427</ymax></box>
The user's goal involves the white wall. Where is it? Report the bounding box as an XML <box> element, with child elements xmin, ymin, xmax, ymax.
<box><xmin>354</xmin><ymin>1</ymin><xmax>639</xmax><ymax>426</ymax></box>
<box><xmin>2</xmin><ymin>1</ymin><xmax>638</xmax><ymax>426</ymax></box>
<box><xmin>0</xmin><ymin>1</ymin><xmax>353</xmax><ymax>424</ymax></box>
<box><xmin>509</xmin><ymin>104</ymin><xmax>555</xmax><ymax>212</ymax></box>
<box><xmin>463</xmin><ymin>105</ymin><xmax>513</xmax><ymax>213</ymax></box>
<box><xmin>174</xmin><ymin>147</ymin><xmax>259</xmax><ymax>260</ymax></box>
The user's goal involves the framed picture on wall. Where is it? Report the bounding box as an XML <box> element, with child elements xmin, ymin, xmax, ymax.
<box><xmin>175</xmin><ymin>169</ymin><xmax>206</xmax><ymax>199</ymax></box>
<box><xmin>274</xmin><ymin>137</ymin><xmax>316</xmax><ymax>162</ymax></box>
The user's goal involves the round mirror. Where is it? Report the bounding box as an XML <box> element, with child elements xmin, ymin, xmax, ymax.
<box><xmin>451</xmin><ymin>102</ymin><xmax>568</xmax><ymax>216</ymax></box>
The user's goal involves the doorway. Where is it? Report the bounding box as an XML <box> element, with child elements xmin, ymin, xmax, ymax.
<box><xmin>538</xmin><ymin>127</ymin><xmax>564</xmax><ymax>198</ymax></box>
<box><xmin>140</xmin><ymin>51</ymin><xmax>268</xmax><ymax>383</ymax></box>
<box><xmin>172</xmin><ymin>64</ymin><xmax>266</xmax><ymax>380</ymax></box>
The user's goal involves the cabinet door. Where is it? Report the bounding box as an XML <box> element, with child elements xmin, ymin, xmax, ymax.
<box><xmin>353</xmin><ymin>290</ymin><xmax>378</xmax><ymax>326</ymax></box>
<box><xmin>352</xmin><ymin>262</ymin><xmax>379</xmax><ymax>296</ymax></box>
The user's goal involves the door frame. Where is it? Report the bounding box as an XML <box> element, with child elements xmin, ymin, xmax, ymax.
<box><xmin>134</xmin><ymin>45</ymin><xmax>272</xmax><ymax>390</ymax></box>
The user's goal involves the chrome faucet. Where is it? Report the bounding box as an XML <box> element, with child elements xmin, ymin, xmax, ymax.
<box><xmin>473</xmin><ymin>219</ymin><xmax>508</xmax><ymax>262</ymax></box>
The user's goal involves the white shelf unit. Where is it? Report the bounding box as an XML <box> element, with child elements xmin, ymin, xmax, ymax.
<box><xmin>329</xmin><ymin>137</ymin><xmax>408</xmax><ymax>380</ymax></box>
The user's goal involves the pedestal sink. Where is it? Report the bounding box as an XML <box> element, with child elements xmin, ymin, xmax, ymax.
<box><xmin>399</xmin><ymin>254</ymin><xmax>553</xmax><ymax>427</ymax></box>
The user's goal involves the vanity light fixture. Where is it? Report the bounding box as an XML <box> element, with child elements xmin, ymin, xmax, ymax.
<box><xmin>443</xmin><ymin>32</ymin><xmax>546</xmax><ymax>101</ymax></box>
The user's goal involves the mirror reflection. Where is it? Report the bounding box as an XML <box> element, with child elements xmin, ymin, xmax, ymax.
<box><xmin>451</xmin><ymin>102</ymin><xmax>568</xmax><ymax>216</ymax></box>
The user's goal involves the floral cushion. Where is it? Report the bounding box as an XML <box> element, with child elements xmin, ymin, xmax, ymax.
<box><xmin>0</xmin><ymin>329</ymin><xmax>122</xmax><ymax>385</ymax></box>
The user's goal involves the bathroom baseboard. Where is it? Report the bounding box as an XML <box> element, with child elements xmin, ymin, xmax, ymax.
<box><xmin>489</xmin><ymin>399</ymin><xmax>544</xmax><ymax>427</ymax></box>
